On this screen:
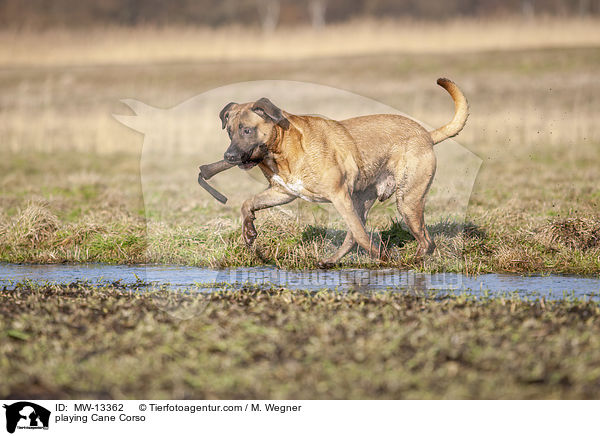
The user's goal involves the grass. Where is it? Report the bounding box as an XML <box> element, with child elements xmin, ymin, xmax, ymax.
<box><xmin>1</xmin><ymin>148</ymin><xmax>598</xmax><ymax>274</ymax></box>
<box><xmin>2</xmin><ymin>283</ymin><xmax>600</xmax><ymax>399</ymax></box>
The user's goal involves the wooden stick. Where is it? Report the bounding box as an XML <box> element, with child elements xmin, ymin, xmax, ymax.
<box><xmin>197</xmin><ymin>160</ymin><xmax>234</xmax><ymax>204</ymax></box>
<box><xmin>199</xmin><ymin>160</ymin><xmax>234</xmax><ymax>180</ymax></box>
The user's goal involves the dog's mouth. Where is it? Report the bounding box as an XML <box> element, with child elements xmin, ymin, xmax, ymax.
<box><xmin>226</xmin><ymin>143</ymin><xmax>266</xmax><ymax>170</ymax></box>
<box><xmin>238</xmin><ymin>160</ymin><xmax>260</xmax><ymax>170</ymax></box>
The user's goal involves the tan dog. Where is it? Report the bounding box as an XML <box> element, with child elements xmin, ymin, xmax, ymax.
<box><xmin>220</xmin><ymin>78</ymin><xmax>468</xmax><ymax>267</ymax></box>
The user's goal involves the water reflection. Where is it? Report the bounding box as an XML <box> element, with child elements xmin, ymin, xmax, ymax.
<box><xmin>1</xmin><ymin>263</ymin><xmax>599</xmax><ymax>301</ymax></box>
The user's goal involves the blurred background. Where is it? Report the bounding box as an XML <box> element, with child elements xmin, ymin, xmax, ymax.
<box><xmin>3</xmin><ymin>0</ymin><xmax>600</xmax><ymax>28</ymax></box>
<box><xmin>2</xmin><ymin>0</ymin><xmax>599</xmax><ymax>152</ymax></box>
<box><xmin>2</xmin><ymin>0</ymin><xmax>599</xmax><ymax>150</ymax></box>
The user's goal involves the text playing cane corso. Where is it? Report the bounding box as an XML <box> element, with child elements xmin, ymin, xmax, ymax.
<box><xmin>220</xmin><ymin>78</ymin><xmax>468</xmax><ymax>267</ymax></box>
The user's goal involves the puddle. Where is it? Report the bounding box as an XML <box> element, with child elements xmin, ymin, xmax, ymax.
<box><xmin>1</xmin><ymin>263</ymin><xmax>600</xmax><ymax>300</ymax></box>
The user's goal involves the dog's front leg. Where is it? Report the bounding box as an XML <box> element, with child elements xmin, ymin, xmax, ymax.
<box><xmin>241</xmin><ymin>188</ymin><xmax>296</xmax><ymax>247</ymax></box>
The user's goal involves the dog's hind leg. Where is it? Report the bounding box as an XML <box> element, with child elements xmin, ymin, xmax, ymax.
<box><xmin>394</xmin><ymin>149</ymin><xmax>436</xmax><ymax>256</ymax></box>
<box><xmin>241</xmin><ymin>188</ymin><xmax>296</xmax><ymax>247</ymax></box>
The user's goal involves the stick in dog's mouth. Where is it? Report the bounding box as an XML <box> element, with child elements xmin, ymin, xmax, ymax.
<box><xmin>238</xmin><ymin>161</ymin><xmax>260</xmax><ymax>170</ymax></box>
<box><xmin>197</xmin><ymin>160</ymin><xmax>235</xmax><ymax>204</ymax></box>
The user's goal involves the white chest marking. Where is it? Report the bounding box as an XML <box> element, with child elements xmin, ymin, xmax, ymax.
<box><xmin>271</xmin><ymin>174</ymin><xmax>313</xmax><ymax>201</ymax></box>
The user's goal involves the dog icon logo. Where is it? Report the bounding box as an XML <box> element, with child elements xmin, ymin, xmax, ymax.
<box><xmin>3</xmin><ymin>402</ymin><xmax>50</xmax><ymax>433</ymax></box>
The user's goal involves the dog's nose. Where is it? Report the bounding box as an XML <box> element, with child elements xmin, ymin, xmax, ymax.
<box><xmin>224</xmin><ymin>150</ymin><xmax>238</xmax><ymax>163</ymax></box>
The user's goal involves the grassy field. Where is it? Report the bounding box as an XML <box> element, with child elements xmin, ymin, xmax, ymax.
<box><xmin>1</xmin><ymin>22</ymin><xmax>599</xmax><ymax>273</ymax></box>
<box><xmin>2</xmin><ymin>18</ymin><xmax>599</xmax><ymax>66</ymax></box>
<box><xmin>2</xmin><ymin>283</ymin><xmax>600</xmax><ymax>399</ymax></box>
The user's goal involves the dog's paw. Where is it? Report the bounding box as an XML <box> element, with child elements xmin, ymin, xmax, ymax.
<box><xmin>316</xmin><ymin>260</ymin><xmax>335</xmax><ymax>269</ymax></box>
<box><xmin>417</xmin><ymin>242</ymin><xmax>436</xmax><ymax>258</ymax></box>
<box><xmin>242</xmin><ymin>218</ymin><xmax>258</xmax><ymax>247</ymax></box>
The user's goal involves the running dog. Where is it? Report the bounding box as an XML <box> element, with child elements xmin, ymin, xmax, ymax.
<box><xmin>218</xmin><ymin>78</ymin><xmax>468</xmax><ymax>267</ymax></box>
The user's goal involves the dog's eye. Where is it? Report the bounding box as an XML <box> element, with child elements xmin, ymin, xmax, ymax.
<box><xmin>243</xmin><ymin>127</ymin><xmax>252</xmax><ymax>135</ymax></box>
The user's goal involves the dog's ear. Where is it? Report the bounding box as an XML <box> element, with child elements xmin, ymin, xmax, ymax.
<box><xmin>219</xmin><ymin>102</ymin><xmax>237</xmax><ymax>129</ymax></box>
<box><xmin>252</xmin><ymin>97</ymin><xmax>290</xmax><ymax>129</ymax></box>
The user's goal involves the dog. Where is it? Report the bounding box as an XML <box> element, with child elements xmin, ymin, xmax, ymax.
<box><xmin>220</xmin><ymin>78</ymin><xmax>468</xmax><ymax>267</ymax></box>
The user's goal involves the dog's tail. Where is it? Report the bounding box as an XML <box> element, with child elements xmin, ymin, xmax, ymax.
<box><xmin>429</xmin><ymin>78</ymin><xmax>469</xmax><ymax>145</ymax></box>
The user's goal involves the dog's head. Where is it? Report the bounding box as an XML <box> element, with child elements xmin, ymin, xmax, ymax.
<box><xmin>219</xmin><ymin>98</ymin><xmax>289</xmax><ymax>170</ymax></box>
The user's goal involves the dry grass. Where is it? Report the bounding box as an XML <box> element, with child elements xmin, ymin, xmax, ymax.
<box><xmin>2</xmin><ymin>49</ymin><xmax>599</xmax><ymax>157</ymax></box>
<box><xmin>537</xmin><ymin>218</ymin><xmax>600</xmax><ymax>251</ymax></box>
<box><xmin>1</xmin><ymin>17</ymin><xmax>600</xmax><ymax>67</ymax></box>
<box><xmin>2</xmin><ymin>200</ymin><xmax>59</xmax><ymax>248</ymax></box>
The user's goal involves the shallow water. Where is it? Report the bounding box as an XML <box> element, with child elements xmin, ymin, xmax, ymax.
<box><xmin>1</xmin><ymin>263</ymin><xmax>600</xmax><ymax>300</ymax></box>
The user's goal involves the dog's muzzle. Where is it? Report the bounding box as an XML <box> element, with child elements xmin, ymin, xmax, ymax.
<box><xmin>224</xmin><ymin>144</ymin><xmax>263</xmax><ymax>169</ymax></box>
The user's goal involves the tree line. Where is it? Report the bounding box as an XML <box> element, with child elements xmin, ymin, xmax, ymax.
<box><xmin>1</xmin><ymin>0</ymin><xmax>599</xmax><ymax>29</ymax></box>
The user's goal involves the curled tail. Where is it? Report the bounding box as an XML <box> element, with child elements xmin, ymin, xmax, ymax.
<box><xmin>429</xmin><ymin>78</ymin><xmax>469</xmax><ymax>145</ymax></box>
